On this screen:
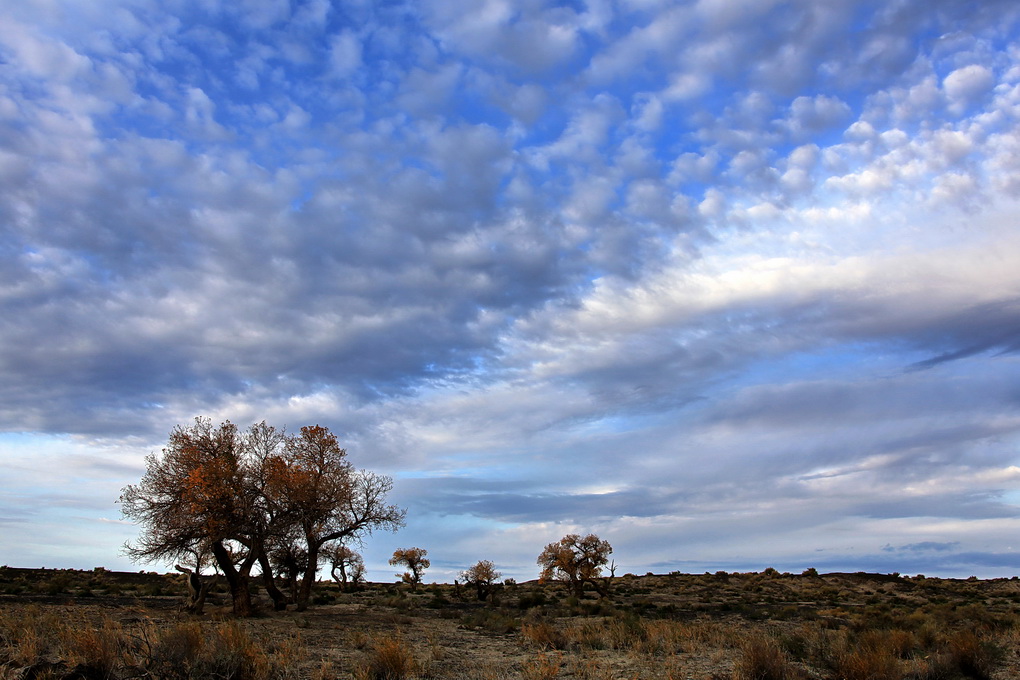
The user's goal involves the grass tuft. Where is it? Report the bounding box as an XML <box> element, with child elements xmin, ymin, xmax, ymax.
<box><xmin>354</xmin><ymin>635</ymin><xmax>418</xmax><ymax>680</ymax></box>
<box><xmin>733</xmin><ymin>634</ymin><xmax>801</xmax><ymax>680</ymax></box>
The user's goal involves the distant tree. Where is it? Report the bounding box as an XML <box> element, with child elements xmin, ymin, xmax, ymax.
<box><xmin>323</xmin><ymin>543</ymin><xmax>366</xmax><ymax>592</ymax></box>
<box><xmin>461</xmin><ymin>560</ymin><xmax>501</xmax><ymax>602</ymax></box>
<box><xmin>390</xmin><ymin>547</ymin><xmax>430</xmax><ymax>589</ymax></box>
<box><xmin>538</xmin><ymin>533</ymin><xmax>613</xmax><ymax>598</ymax></box>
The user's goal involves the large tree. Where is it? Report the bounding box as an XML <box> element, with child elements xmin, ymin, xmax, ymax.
<box><xmin>121</xmin><ymin>418</ymin><xmax>404</xmax><ymax>615</ymax></box>
<box><xmin>120</xmin><ymin>418</ymin><xmax>263</xmax><ymax>615</ymax></box>
<box><xmin>537</xmin><ymin>533</ymin><xmax>613</xmax><ymax>598</ymax></box>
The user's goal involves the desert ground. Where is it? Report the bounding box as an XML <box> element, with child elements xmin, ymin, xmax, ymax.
<box><xmin>2</xmin><ymin>565</ymin><xmax>1019</xmax><ymax>679</ymax></box>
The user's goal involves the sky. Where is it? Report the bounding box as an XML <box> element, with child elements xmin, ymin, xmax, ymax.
<box><xmin>2</xmin><ymin>0</ymin><xmax>1020</xmax><ymax>584</ymax></box>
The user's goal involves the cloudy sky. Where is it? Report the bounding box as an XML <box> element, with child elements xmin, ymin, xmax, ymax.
<box><xmin>3</xmin><ymin>0</ymin><xmax>1020</xmax><ymax>582</ymax></box>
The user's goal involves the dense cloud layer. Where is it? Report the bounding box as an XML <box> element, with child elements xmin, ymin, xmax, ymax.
<box><xmin>2</xmin><ymin>0</ymin><xmax>1020</xmax><ymax>579</ymax></box>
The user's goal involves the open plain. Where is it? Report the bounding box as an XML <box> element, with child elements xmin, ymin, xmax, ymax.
<box><xmin>2</xmin><ymin>566</ymin><xmax>1019</xmax><ymax>679</ymax></box>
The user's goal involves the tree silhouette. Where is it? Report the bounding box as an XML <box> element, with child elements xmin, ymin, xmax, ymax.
<box><xmin>323</xmin><ymin>543</ymin><xmax>366</xmax><ymax>592</ymax></box>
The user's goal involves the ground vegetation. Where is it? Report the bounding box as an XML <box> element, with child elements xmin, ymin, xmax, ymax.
<box><xmin>3</xmin><ymin>566</ymin><xmax>1018</xmax><ymax>679</ymax></box>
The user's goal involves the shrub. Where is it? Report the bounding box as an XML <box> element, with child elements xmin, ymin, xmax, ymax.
<box><xmin>568</xmin><ymin>657</ymin><xmax>613</xmax><ymax>680</ymax></box>
<box><xmin>355</xmin><ymin>636</ymin><xmax>417</xmax><ymax>680</ymax></box>
<box><xmin>947</xmin><ymin>630</ymin><xmax>998</xmax><ymax>680</ymax></box>
<box><xmin>0</xmin><ymin>605</ymin><xmax>63</xmax><ymax>666</ymax></box>
<box><xmin>518</xmin><ymin>592</ymin><xmax>547</xmax><ymax>610</ymax></box>
<box><xmin>60</xmin><ymin>618</ymin><xmax>123</xmax><ymax>678</ymax></box>
<box><xmin>834</xmin><ymin>645</ymin><xmax>901</xmax><ymax>680</ymax></box>
<box><xmin>521</xmin><ymin>621</ymin><xmax>570</xmax><ymax>650</ymax></box>
<box><xmin>520</xmin><ymin>652</ymin><xmax>561</xmax><ymax>680</ymax></box>
<box><xmin>0</xmin><ymin>605</ymin><xmax>300</xmax><ymax>680</ymax></box>
<box><xmin>733</xmin><ymin>634</ymin><xmax>799</xmax><ymax>680</ymax></box>
<box><xmin>43</xmin><ymin>574</ymin><xmax>72</xmax><ymax>595</ymax></box>
<box><xmin>462</xmin><ymin>609</ymin><xmax>520</xmax><ymax>634</ymax></box>
<box><xmin>146</xmin><ymin>621</ymin><xmax>205</xmax><ymax>676</ymax></box>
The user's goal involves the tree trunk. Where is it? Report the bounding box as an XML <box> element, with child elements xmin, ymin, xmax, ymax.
<box><xmin>257</xmin><ymin>550</ymin><xmax>288</xmax><ymax>611</ymax></box>
<box><xmin>296</xmin><ymin>542</ymin><xmax>320</xmax><ymax>611</ymax></box>
<box><xmin>175</xmin><ymin>565</ymin><xmax>216</xmax><ymax>614</ymax></box>
<box><xmin>212</xmin><ymin>540</ymin><xmax>255</xmax><ymax>616</ymax></box>
<box><xmin>331</xmin><ymin>563</ymin><xmax>348</xmax><ymax>592</ymax></box>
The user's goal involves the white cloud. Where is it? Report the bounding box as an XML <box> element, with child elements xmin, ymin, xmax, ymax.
<box><xmin>329</xmin><ymin>30</ymin><xmax>363</xmax><ymax>78</ymax></box>
<box><xmin>944</xmin><ymin>64</ymin><xmax>996</xmax><ymax>112</ymax></box>
<box><xmin>781</xmin><ymin>94</ymin><xmax>852</xmax><ymax>139</ymax></box>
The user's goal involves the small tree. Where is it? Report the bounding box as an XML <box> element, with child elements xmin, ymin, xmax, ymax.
<box><xmin>390</xmin><ymin>547</ymin><xmax>430</xmax><ymax>589</ymax></box>
<box><xmin>538</xmin><ymin>533</ymin><xmax>613</xmax><ymax>598</ymax></box>
<box><xmin>324</xmin><ymin>543</ymin><xmax>365</xmax><ymax>592</ymax></box>
<box><xmin>461</xmin><ymin>560</ymin><xmax>501</xmax><ymax>602</ymax></box>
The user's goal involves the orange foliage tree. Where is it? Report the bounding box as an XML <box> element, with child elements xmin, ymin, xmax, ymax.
<box><xmin>461</xmin><ymin>559</ymin><xmax>501</xmax><ymax>601</ymax></box>
<box><xmin>120</xmin><ymin>418</ymin><xmax>262</xmax><ymax>615</ymax></box>
<box><xmin>537</xmin><ymin>533</ymin><xmax>613</xmax><ymax>598</ymax></box>
<box><xmin>390</xmin><ymin>547</ymin><xmax>430</xmax><ymax>589</ymax></box>
<box><xmin>268</xmin><ymin>425</ymin><xmax>405</xmax><ymax>610</ymax></box>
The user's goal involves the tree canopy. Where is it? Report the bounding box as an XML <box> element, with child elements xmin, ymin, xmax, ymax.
<box><xmin>461</xmin><ymin>559</ymin><xmax>501</xmax><ymax>602</ymax></box>
<box><xmin>538</xmin><ymin>533</ymin><xmax>613</xmax><ymax>598</ymax></box>
<box><xmin>389</xmin><ymin>547</ymin><xmax>430</xmax><ymax>589</ymax></box>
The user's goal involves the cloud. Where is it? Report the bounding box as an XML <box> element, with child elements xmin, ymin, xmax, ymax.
<box><xmin>883</xmin><ymin>541</ymin><xmax>960</xmax><ymax>553</ymax></box>
<box><xmin>422</xmin><ymin>0</ymin><xmax>583</xmax><ymax>75</ymax></box>
<box><xmin>944</xmin><ymin>64</ymin><xmax>996</xmax><ymax>105</ymax></box>
<box><xmin>329</xmin><ymin>30</ymin><xmax>363</xmax><ymax>78</ymax></box>
<box><xmin>3</xmin><ymin>0</ymin><xmax>1020</xmax><ymax>579</ymax></box>
<box><xmin>780</xmin><ymin>95</ymin><xmax>853</xmax><ymax>140</ymax></box>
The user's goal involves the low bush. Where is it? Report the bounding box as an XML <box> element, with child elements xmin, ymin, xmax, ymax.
<box><xmin>520</xmin><ymin>621</ymin><xmax>569</xmax><ymax>650</ymax></box>
<box><xmin>354</xmin><ymin>636</ymin><xmax>418</xmax><ymax>680</ymax></box>
<box><xmin>733</xmin><ymin>634</ymin><xmax>800</xmax><ymax>680</ymax></box>
<box><xmin>462</xmin><ymin>608</ymin><xmax>520</xmax><ymax>634</ymax></box>
<box><xmin>518</xmin><ymin>592</ymin><xmax>547</xmax><ymax>610</ymax></box>
<box><xmin>946</xmin><ymin>630</ymin><xmax>999</xmax><ymax>680</ymax></box>
<box><xmin>520</xmin><ymin>652</ymin><xmax>561</xmax><ymax>680</ymax></box>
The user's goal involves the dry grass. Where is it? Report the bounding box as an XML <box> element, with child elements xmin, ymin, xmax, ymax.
<box><xmin>0</xmin><ymin>604</ymin><xmax>302</xmax><ymax>680</ymax></box>
<box><xmin>2</xmin><ymin>567</ymin><xmax>1019</xmax><ymax>679</ymax></box>
<box><xmin>353</xmin><ymin>635</ymin><xmax>418</xmax><ymax>680</ymax></box>
<box><xmin>519</xmin><ymin>652</ymin><xmax>561</xmax><ymax>680</ymax></box>
<box><xmin>732</xmin><ymin>634</ymin><xmax>801</xmax><ymax>680</ymax></box>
